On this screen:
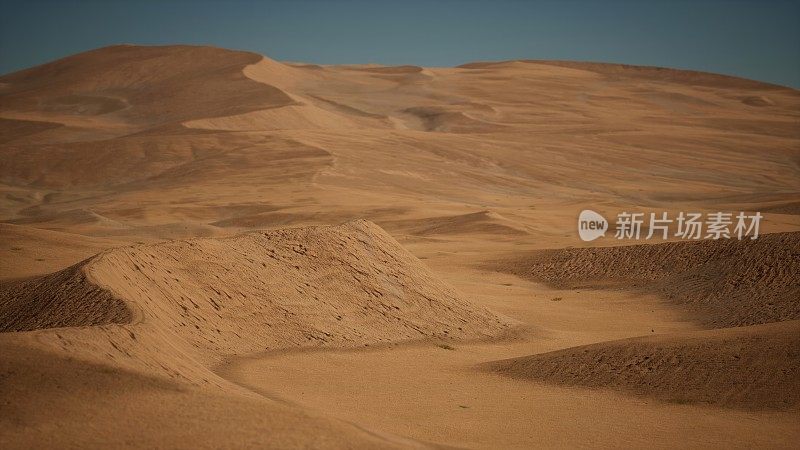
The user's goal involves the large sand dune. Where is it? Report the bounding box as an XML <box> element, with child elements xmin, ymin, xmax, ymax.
<box><xmin>0</xmin><ymin>45</ymin><xmax>299</xmax><ymax>128</ymax></box>
<box><xmin>2</xmin><ymin>219</ymin><xmax>509</xmax><ymax>352</ymax></box>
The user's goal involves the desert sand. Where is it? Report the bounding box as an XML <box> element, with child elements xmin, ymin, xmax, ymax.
<box><xmin>1</xmin><ymin>45</ymin><xmax>799</xmax><ymax>448</ymax></box>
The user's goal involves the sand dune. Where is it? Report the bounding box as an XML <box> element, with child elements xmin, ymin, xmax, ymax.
<box><xmin>458</xmin><ymin>60</ymin><xmax>795</xmax><ymax>90</ymax></box>
<box><xmin>485</xmin><ymin>320</ymin><xmax>800</xmax><ymax>410</ymax></box>
<box><xmin>348</xmin><ymin>65</ymin><xmax>425</xmax><ymax>74</ymax></box>
<box><xmin>1</xmin><ymin>220</ymin><xmax>510</xmax><ymax>354</ymax></box>
<box><xmin>1</xmin><ymin>220</ymin><xmax>512</xmax><ymax>447</ymax></box>
<box><xmin>8</xmin><ymin>208</ymin><xmax>125</xmax><ymax>230</ymax></box>
<box><xmin>382</xmin><ymin>210</ymin><xmax>529</xmax><ymax>236</ymax></box>
<box><xmin>0</xmin><ymin>45</ymin><xmax>299</xmax><ymax>129</ymax></box>
<box><xmin>485</xmin><ymin>233</ymin><xmax>800</xmax><ymax>415</ymax></box>
<box><xmin>493</xmin><ymin>232</ymin><xmax>800</xmax><ymax>328</ymax></box>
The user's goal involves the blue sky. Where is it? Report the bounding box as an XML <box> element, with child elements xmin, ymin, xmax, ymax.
<box><xmin>1</xmin><ymin>0</ymin><xmax>799</xmax><ymax>87</ymax></box>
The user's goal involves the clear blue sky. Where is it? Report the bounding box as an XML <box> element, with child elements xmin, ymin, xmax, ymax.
<box><xmin>1</xmin><ymin>0</ymin><xmax>799</xmax><ymax>87</ymax></box>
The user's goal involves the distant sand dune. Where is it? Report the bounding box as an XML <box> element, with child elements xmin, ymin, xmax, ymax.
<box><xmin>348</xmin><ymin>65</ymin><xmax>424</xmax><ymax>74</ymax></box>
<box><xmin>459</xmin><ymin>60</ymin><xmax>797</xmax><ymax>90</ymax></box>
<box><xmin>382</xmin><ymin>210</ymin><xmax>528</xmax><ymax>236</ymax></box>
<box><xmin>0</xmin><ymin>45</ymin><xmax>302</xmax><ymax>129</ymax></box>
<box><xmin>493</xmin><ymin>232</ymin><xmax>800</xmax><ymax>328</ymax></box>
<box><xmin>0</xmin><ymin>134</ymin><xmax>333</xmax><ymax>190</ymax></box>
<box><xmin>8</xmin><ymin>208</ymin><xmax>125</xmax><ymax>229</ymax></box>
